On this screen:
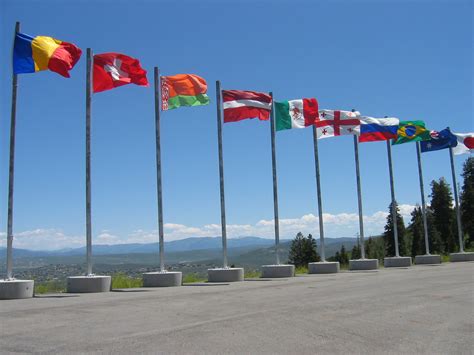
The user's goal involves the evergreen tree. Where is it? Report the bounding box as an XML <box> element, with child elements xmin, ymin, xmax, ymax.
<box><xmin>460</xmin><ymin>157</ymin><xmax>474</xmax><ymax>247</ymax></box>
<box><xmin>383</xmin><ymin>202</ymin><xmax>407</xmax><ymax>257</ymax></box>
<box><xmin>335</xmin><ymin>244</ymin><xmax>349</xmax><ymax>265</ymax></box>
<box><xmin>365</xmin><ymin>236</ymin><xmax>386</xmax><ymax>261</ymax></box>
<box><xmin>288</xmin><ymin>232</ymin><xmax>320</xmax><ymax>267</ymax></box>
<box><xmin>426</xmin><ymin>207</ymin><xmax>443</xmax><ymax>254</ymax></box>
<box><xmin>351</xmin><ymin>244</ymin><xmax>361</xmax><ymax>260</ymax></box>
<box><xmin>430</xmin><ymin>178</ymin><xmax>457</xmax><ymax>253</ymax></box>
<box><xmin>409</xmin><ymin>206</ymin><xmax>424</xmax><ymax>257</ymax></box>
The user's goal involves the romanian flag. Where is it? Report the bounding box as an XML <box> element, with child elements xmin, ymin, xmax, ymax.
<box><xmin>13</xmin><ymin>32</ymin><xmax>82</xmax><ymax>78</ymax></box>
<box><xmin>161</xmin><ymin>74</ymin><xmax>210</xmax><ymax>110</ymax></box>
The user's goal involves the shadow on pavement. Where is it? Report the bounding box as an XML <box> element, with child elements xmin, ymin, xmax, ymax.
<box><xmin>183</xmin><ymin>283</ymin><xmax>230</xmax><ymax>286</ymax></box>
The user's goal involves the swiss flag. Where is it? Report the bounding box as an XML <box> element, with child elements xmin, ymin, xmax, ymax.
<box><xmin>93</xmin><ymin>53</ymin><xmax>149</xmax><ymax>93</ymax></box>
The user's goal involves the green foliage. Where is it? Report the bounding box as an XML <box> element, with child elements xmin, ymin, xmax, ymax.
<box><xmin>245</xmin><ymin>269</ymin><xmax>262</xmax><ymax>278</ymax></box>
<box><xmin>111</xmin><ymin>273</ymin><xmax>143</xmax><ymax>289</ymax></box>
<box><xmin>460</xmin><ymin>157</ymin><xmax>474</xmax><ymax>248</ymax></box>
<box><xmin>384</xmin><ymin>202</ymin><xmax>407</xmax><ymax>257</ymax></box>
<box><xmin>334</xmin><ymin>244</ymin><xmax>349</xmax><ymax>265</ymax></box>
<box><xmin>409</xmin><ymin>206</ymin><xmax>425</xmax><ymax>257</ymax></box>
<box><xmin>430</xmin><ymin>178</ymin><xmax>457</xmax><ymax>253</ymax></box>
<box><xmin>182</xmin><ymin>273</ymin><xmax>206</xmax><ymax>283</ymax></box>
<box><xmin>364</xmin><ymin>236</ymin><xmax>385</xmax><ymax>261</ymax></box>
<box><xmin>34</xmin><ymin>280</ymin><xmax>65</xmax><ymax>294</ymax></box>
<box><xmin>288</xmin><ymin>232</ymin><xmax>320</xmax><ymax>267</ymax></box>
<box><xmin>351</xmin><ymin>244</ymin><xmax>361</xmax><ymax>260</ymax></box>
<box><xmin>294</xmin><ymin>266</ymin><xmax>308</xmax><ymax>274</ymax></box>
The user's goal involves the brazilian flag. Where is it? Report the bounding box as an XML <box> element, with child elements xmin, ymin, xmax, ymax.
<box><xmin>393</xmin><ymin>120</ymin><xmax>431</xmax><ymax>145</ymax></box>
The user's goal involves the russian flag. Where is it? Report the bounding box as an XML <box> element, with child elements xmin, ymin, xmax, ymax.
<box><xmin>359</xmin><ymin>116</ymin><xmax>399</xmax><ymax>143</ymax></box>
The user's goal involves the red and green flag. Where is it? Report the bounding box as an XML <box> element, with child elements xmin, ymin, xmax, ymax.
<box><xmin>275</xmin><ymin>98</ymin><xmax>319</xmax><ymax>131</ymax></box>
<box><xmin>161</xmin><ymin>74</ymin><xmax>210</xmax><ymax>110</ymax></box>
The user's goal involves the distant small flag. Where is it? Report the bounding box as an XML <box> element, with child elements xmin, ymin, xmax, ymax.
<box><xmin>275</xmin><ymin>98</ymin><xmax>319</xmax><ymax>131</ymax></box>
<box><xmin>359</xmin><ymin>116</ymin><xmax>399</xmax><ymax>143</ymax></box>
<box><xmin>13</xmin><ymin>32</ymin><xmax>82</xmax><ymax>78</ymax></box>
<box><xmin>315</xmin><ymin>110</ymin><xmax>361</xmax><ymax>139</ymax></box>
<box><xmin>93</xmin><ymin>53</ymin><xmax>148</xmax><ymax>93</ymax></box>
<box><xmin>420</xmin><ymin>128</ymin><xmax>457</xmax><ymax>153</ymax></box>
<box><xmin>393</xmin><ymin>120</ymin><xmax>431</xmax><ymax>145</ymax></box>
<box><xmin>452</xmin><ymin>132</ymin><xmax>474</xmax><ymax>155</ymax></box>
<box><xmin>222</xmin><ymin>90</ymin><xmax>272</xmax><ymax>123</ymax></box>
<box><xmin>161</xmin><ymin>74</ymin><xmax>210</xmax><ymax>110</ymax></box>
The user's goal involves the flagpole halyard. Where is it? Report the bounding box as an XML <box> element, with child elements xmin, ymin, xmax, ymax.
<box><xmin>312</xmin><ymin>125</ymin><xmax>326</xmax><ymax>262</ymax></box>
<box><xmin>269</xmin><ymin>93</ymin><xmax>280</xmax><ymax>265</ymax></box>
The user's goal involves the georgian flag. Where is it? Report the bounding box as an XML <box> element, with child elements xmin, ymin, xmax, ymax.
<box><xmin>316</xmin><ymin>110</ymin><xmax>361</xmax><ymax>139</ymax></box>
<box><xmin>93</xmin><ymin>53</ymin><xmax>149</xmax><ymax>93</ymax></box>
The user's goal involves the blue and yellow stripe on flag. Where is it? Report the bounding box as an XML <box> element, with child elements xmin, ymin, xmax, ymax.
<box><xmin>13</xmin><ymin>32</ymin><xmax>82</xmax><ymax>78</ymax></box>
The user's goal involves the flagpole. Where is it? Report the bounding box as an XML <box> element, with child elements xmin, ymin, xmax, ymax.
<box><xmin>85</xmin><ymin>48</ymin><xmax>93</xmax><ymax>276</ymax></box>
<box><xmin>269</xmin><ymin>93</ymin><xmax>280</xmax><ymax>265</ymax></box>
<box><xmin>416</xmin><ymin>141</ymin><xmax>430</xmax><ymax>255</ymax></box>
<box><xmin>215</xmin><ymin>80</ymin><xmax>228</xmax><ymax>268</ymax></box>
<box><xmin>449</xmin><ymin>146</ymin><xmax>464</xmax><ymax>253</ymax></box>
<box><xmin>386</xmin><ymin>140</ymin><xmax>400</xmax><ymax>257</ymax></box>
<box><xmin>5</xmin><ymin>21</ymin><xmax>20</xmax><ymax>280</ymax></box>
<box><xmin>312</xmin><ymin>126</ymin><xmax>326</xmax><ymax>262</ymax></box>
<box><xmin>353</xmin><ymin>136</ymin><xmax>366</xmax><ymax>259</ymax></box>
<box><xmin>154</xmin><ymin>67</ymin><xmax>165</xmax><ymax>272</ymax></box>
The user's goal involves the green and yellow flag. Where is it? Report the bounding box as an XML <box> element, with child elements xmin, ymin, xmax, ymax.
<box><xmin>393</xmin><ymin>120</ymin><xmax>431</xmax><ymax>145</ymax></box>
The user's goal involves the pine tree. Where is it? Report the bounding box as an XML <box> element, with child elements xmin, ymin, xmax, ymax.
<box><xmin>409</xmin><ymin>206</ymin><xmax>424</xmax><ymax>257</ymax></box>
<box><xmin>351</xmin><ymin>244</ymin><xmax>361</xmax><ymax>260</ymax></box>
<box><xmin>430</xmin><ymin>178</ymin><xmax>457</xmax><ymax>253</ymax></box>
<box><xmin>337</xmin><ymin>244</ymin><xmax>349</xmax><ymax>265</ymax></box>
<box><xmin>383</xmin><ymin>202</ymin><xmax>407</xmax><ymax>257</ymax></box>
<box><xmin>288</xmin><ymin>232</ymin><xmax>320</xmax><ymax>267</ymax></box>
<box><xmin>460</xmin><ymin>157</ymin><xmax>474</xmax><ymax>247</ymax></box>
<box><xmin>304</xmin><ymin>234</ymin><xmax>320</xmax><ymax>263</ymax></box>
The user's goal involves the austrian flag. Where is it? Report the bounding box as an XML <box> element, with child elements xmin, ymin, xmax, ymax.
<box><xmin>93</xmin><ymin>53</ymin><xmax>149</xmax><ymax>93</ymax></box>
<box><xmin>222</xmin><ymin>90</ymin><xmax>272</xmax><ymax>123</ymax></box>
<box><xmin>316</xmin><ymin>110</ymin><xmax>361</xmax><ymax>139</ymax></box>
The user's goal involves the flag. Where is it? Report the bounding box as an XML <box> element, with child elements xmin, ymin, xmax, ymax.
<box><xmin>359</xmin><ymin>116</ymin><xmax>399</xmax><ymax>143</ymax></box>
<box><xmin>13</xmin><ymin>32</ymin><xmax>82</xmax><ymax>78</ymax></box>
<box><xmin>420</xmin><ymin>128</ymin><xmax>457</xmax><ymax>153</ymax></box>
<box><xmin>161</xmin><ymin>74</ymin><xmax>210</xmax><ymax>110</ymax></box>
<box><xmin>393</xmin><ymin>120</ymin><xmax>431</xmax><ymax>145</ymax></box>
<box><xmin>222</xmin><ymin>90</ymin><xmax>272</xmax><ymax>123</ymax></box>
<box><xmin>315</xmin><ymin>110</ymin><xmax>360</xmax><ymax>139</ymax></box>
<box><xmin>275</xmin><ymin>98</ymin><xmax>319</xmax><ymax>131</ymax></box>
<box><xmin>93</xmin><ymin>53</ymin><xmax>148</xmax><ymax>93</ymax></box>
<box><xmin>452</xmin><ymin>132</ymin><xmax>474</xmax><ymax>155</ymax></box>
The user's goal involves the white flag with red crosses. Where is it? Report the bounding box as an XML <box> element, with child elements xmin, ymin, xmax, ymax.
<box><xmin>316</xmin><ymin>110</ymin><xmax>361</xmax><ymax>139</ymax></box>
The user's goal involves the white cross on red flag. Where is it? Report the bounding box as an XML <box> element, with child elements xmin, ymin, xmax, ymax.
<box><xmin>316</xmin><ymin>110</ymin><xmax>361</xmax><ymax>139</ymax></box>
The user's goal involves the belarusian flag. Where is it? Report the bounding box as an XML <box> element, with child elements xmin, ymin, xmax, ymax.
<box><xmin>161</xmin><ymin>74</ymin><xmax>210</xmax><ymax>110</ymax></box>
<box><xmin>275</xmin><ymin>98</ymin><xmax>319</xmax><ymax>131</ymax></box>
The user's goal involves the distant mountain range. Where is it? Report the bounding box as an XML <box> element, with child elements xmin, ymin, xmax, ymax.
<box><xmin>0</xmin><ymin>236</ymin><xmax>358</xmax><ymax>259</ymax></box>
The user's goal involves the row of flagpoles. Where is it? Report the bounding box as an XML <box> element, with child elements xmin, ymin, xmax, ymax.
<box><xmin>4</xmin><ymin>23</ymin><xmax>473</xmax><ymax>279</ymax></box>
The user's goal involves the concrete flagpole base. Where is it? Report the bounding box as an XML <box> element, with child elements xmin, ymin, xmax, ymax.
<box><xmin>208</xmin><ymin>268</ymin><xmax>244</xmax><ymax>282</ymax></box>
<box><xmin>449</xmin><ymin>252</ymin><xmax>474</xmax><ymax>262</ymax></box>
<box><xmin>384</xmin><ymin>256</ymin><xmax>412</xmax><ymax>268</ymax></box>
<box><xmin>415</xmin><ymin>254</ymin><xmax>441</xmax><ymax>265</ymax></box>
<box><xmin>261</xmin><ymin>264</ymin><xmax>295</xmax><ymax>278</ymax></box>
<box><xmin>0</xmin><ymin>279</ymin><xmax>34</xmax><ymax>300</ymax></box>
<box><xmin>66</xmin><ymin>275</ymin><xmax>111</xmax><ymax>293</ymax></box>
<box><xmin>349</xmin><ymin>259</ymin><xmax>379</xmax><ymax>271</ymax></box>
<box><xmin>308</xmin><ymin>261</ymin><xmax>340</xmax><ymax>274</ymax></box>
<box><xmin>142</xmin><ymin>271</ymin><xmax>182</xmax><ymax>287</ymax></box>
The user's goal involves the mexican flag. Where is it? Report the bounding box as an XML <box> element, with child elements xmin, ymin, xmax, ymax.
<box><xmin>275</xmin><ymin>98</ymin><xmax>319</xmax><ymax>131</ymax></box>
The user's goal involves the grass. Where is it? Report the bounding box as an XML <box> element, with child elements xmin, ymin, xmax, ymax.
<box><xmin>244</xmin><ymin>269</ymin><xmax>262</xmax><ymax>278</ymax></box>
<box><xmin>295</xmin><ymin>266</ymin><xmax>308</xmax><ymax>275</ymax></box>
<box><xmin>111</xmin><ymin>273</ymin><xmax>143</xmax><ymax>289</ymax></box>
<box><xmin>34</xmin><ymin>280</ymin><xmax>66</xmax><ymax>294</ymax></box>
<box><xmin>182</xmin><ymin>273</ymin><xmax>207</xmax><ymax>284</ymax></box>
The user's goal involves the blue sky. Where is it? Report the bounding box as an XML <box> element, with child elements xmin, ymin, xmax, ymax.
<box><xmin>0</xmin><ymin>0</ymin><xmax>472</xmax><ymax>250</ymax></box>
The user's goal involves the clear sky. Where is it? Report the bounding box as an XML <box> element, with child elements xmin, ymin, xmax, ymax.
<box><xmin>0</xmin><ymin>0</ymin><xmax>472</xmax><ymax>250</ymax></box>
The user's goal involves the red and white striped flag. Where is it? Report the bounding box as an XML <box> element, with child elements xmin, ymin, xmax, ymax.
<box><xmin>222</xmin><ymin>90</ymin><xmax>272</xmax><ymax>123</ymax></box>
<box><xmin>316</xmin><ymin>110</ymin><xmax>361</xmax><ymax>139</ymax></box>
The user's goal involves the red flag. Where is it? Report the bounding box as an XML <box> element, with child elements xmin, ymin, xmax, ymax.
<box><xmin>93</xmin><ymin>53</ymin><xmax>149</xmax><ymax>93</ymax></box>
<box><xmin>222</xmin><ymin>90</ymin><xmax>272</xmax><ymax>123</ymax></box>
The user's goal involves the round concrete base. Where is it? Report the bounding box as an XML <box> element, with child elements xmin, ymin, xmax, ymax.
<box><xmin>384</xmin><ymin>256</ymin><xmax>412</xmax><ymax>268</ymax></box>
<box><xmin>308</xmin><ymin>261</ymin><xmax>340</xmax><ymax>274</ymax></box>
<box><xmin>0</xmin><ymin>279</ymin><xmax>34</xmax><ymax>300</ymax></box>
<box><xmin>449</xmin><ymin>252</ymin><xmax>474</xmax><ymax>262</ymax></box>
<box><xmin>66</xmin><ymin>275</ymin><xmax>111</xmax><ymax>293</ymax></box>
<box><xmin>208</xmin><ymin>268</ymin><xmax>244</xmax><ymax>282</ymax></box>
<box><xmin>261</xmin><ymin>264</ymin><xmax>295</xmax><ymax>278</ymax></box>
<box><xmin>349</xmin><ymin>259</ymin><xmax>379</xmax><ymax>271</ymax></box>
<box><xmin>143</xmin><ymin>271</ymin><xmax>182</xmax><ymax>287</ymax></box>
<box><xmin>415</xmin><ymin>254</ymin><xmax>441</xmax><ymax>265</ymax></box>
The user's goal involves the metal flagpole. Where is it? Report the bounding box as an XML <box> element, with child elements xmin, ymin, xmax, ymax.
<box><xmin>416</xmin><ymin>141</ymin><xmax>430</xmax><ymax>255</ymax></box>
<box><xmin>353</xmin><ymin>135</ymin><xmax>366</xmax><ymax>259</ymax></box>
<box><xmin>215</xmin><ymin>81</ymin><xmax>228</xmax><ymax>268</ymax></box>
<box><xmin>449</xmin><ymin>145</ymin><xmax>464</xmax><ymax>253</ymax></box>
<box><xmin>85</xmin><ymin>48</ymin><xmax>93</xmax><ymax>276</ymax></box>
<box><xmin>154</xmin><ymin>67</ymin><xmax>166</xmax><ymax>272</ymax></box>
<box><xmin>386</xmin><ymin>140</ymin><xmax>400</xmax><ymax>257</ymax></box>
<box><xmin>312</xmin><ymin>126</ymin><xmax>326</xmax><ymax>262</ymax></box>
<box><xmin>269</xmin><ymin>93</ymin><xmax>280</xmax><ymax>265</ymax></box>
<box><xmin>6</xmin><ymin>21</ymin><xmax>20</xmax><ymax>280</ymax></box>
